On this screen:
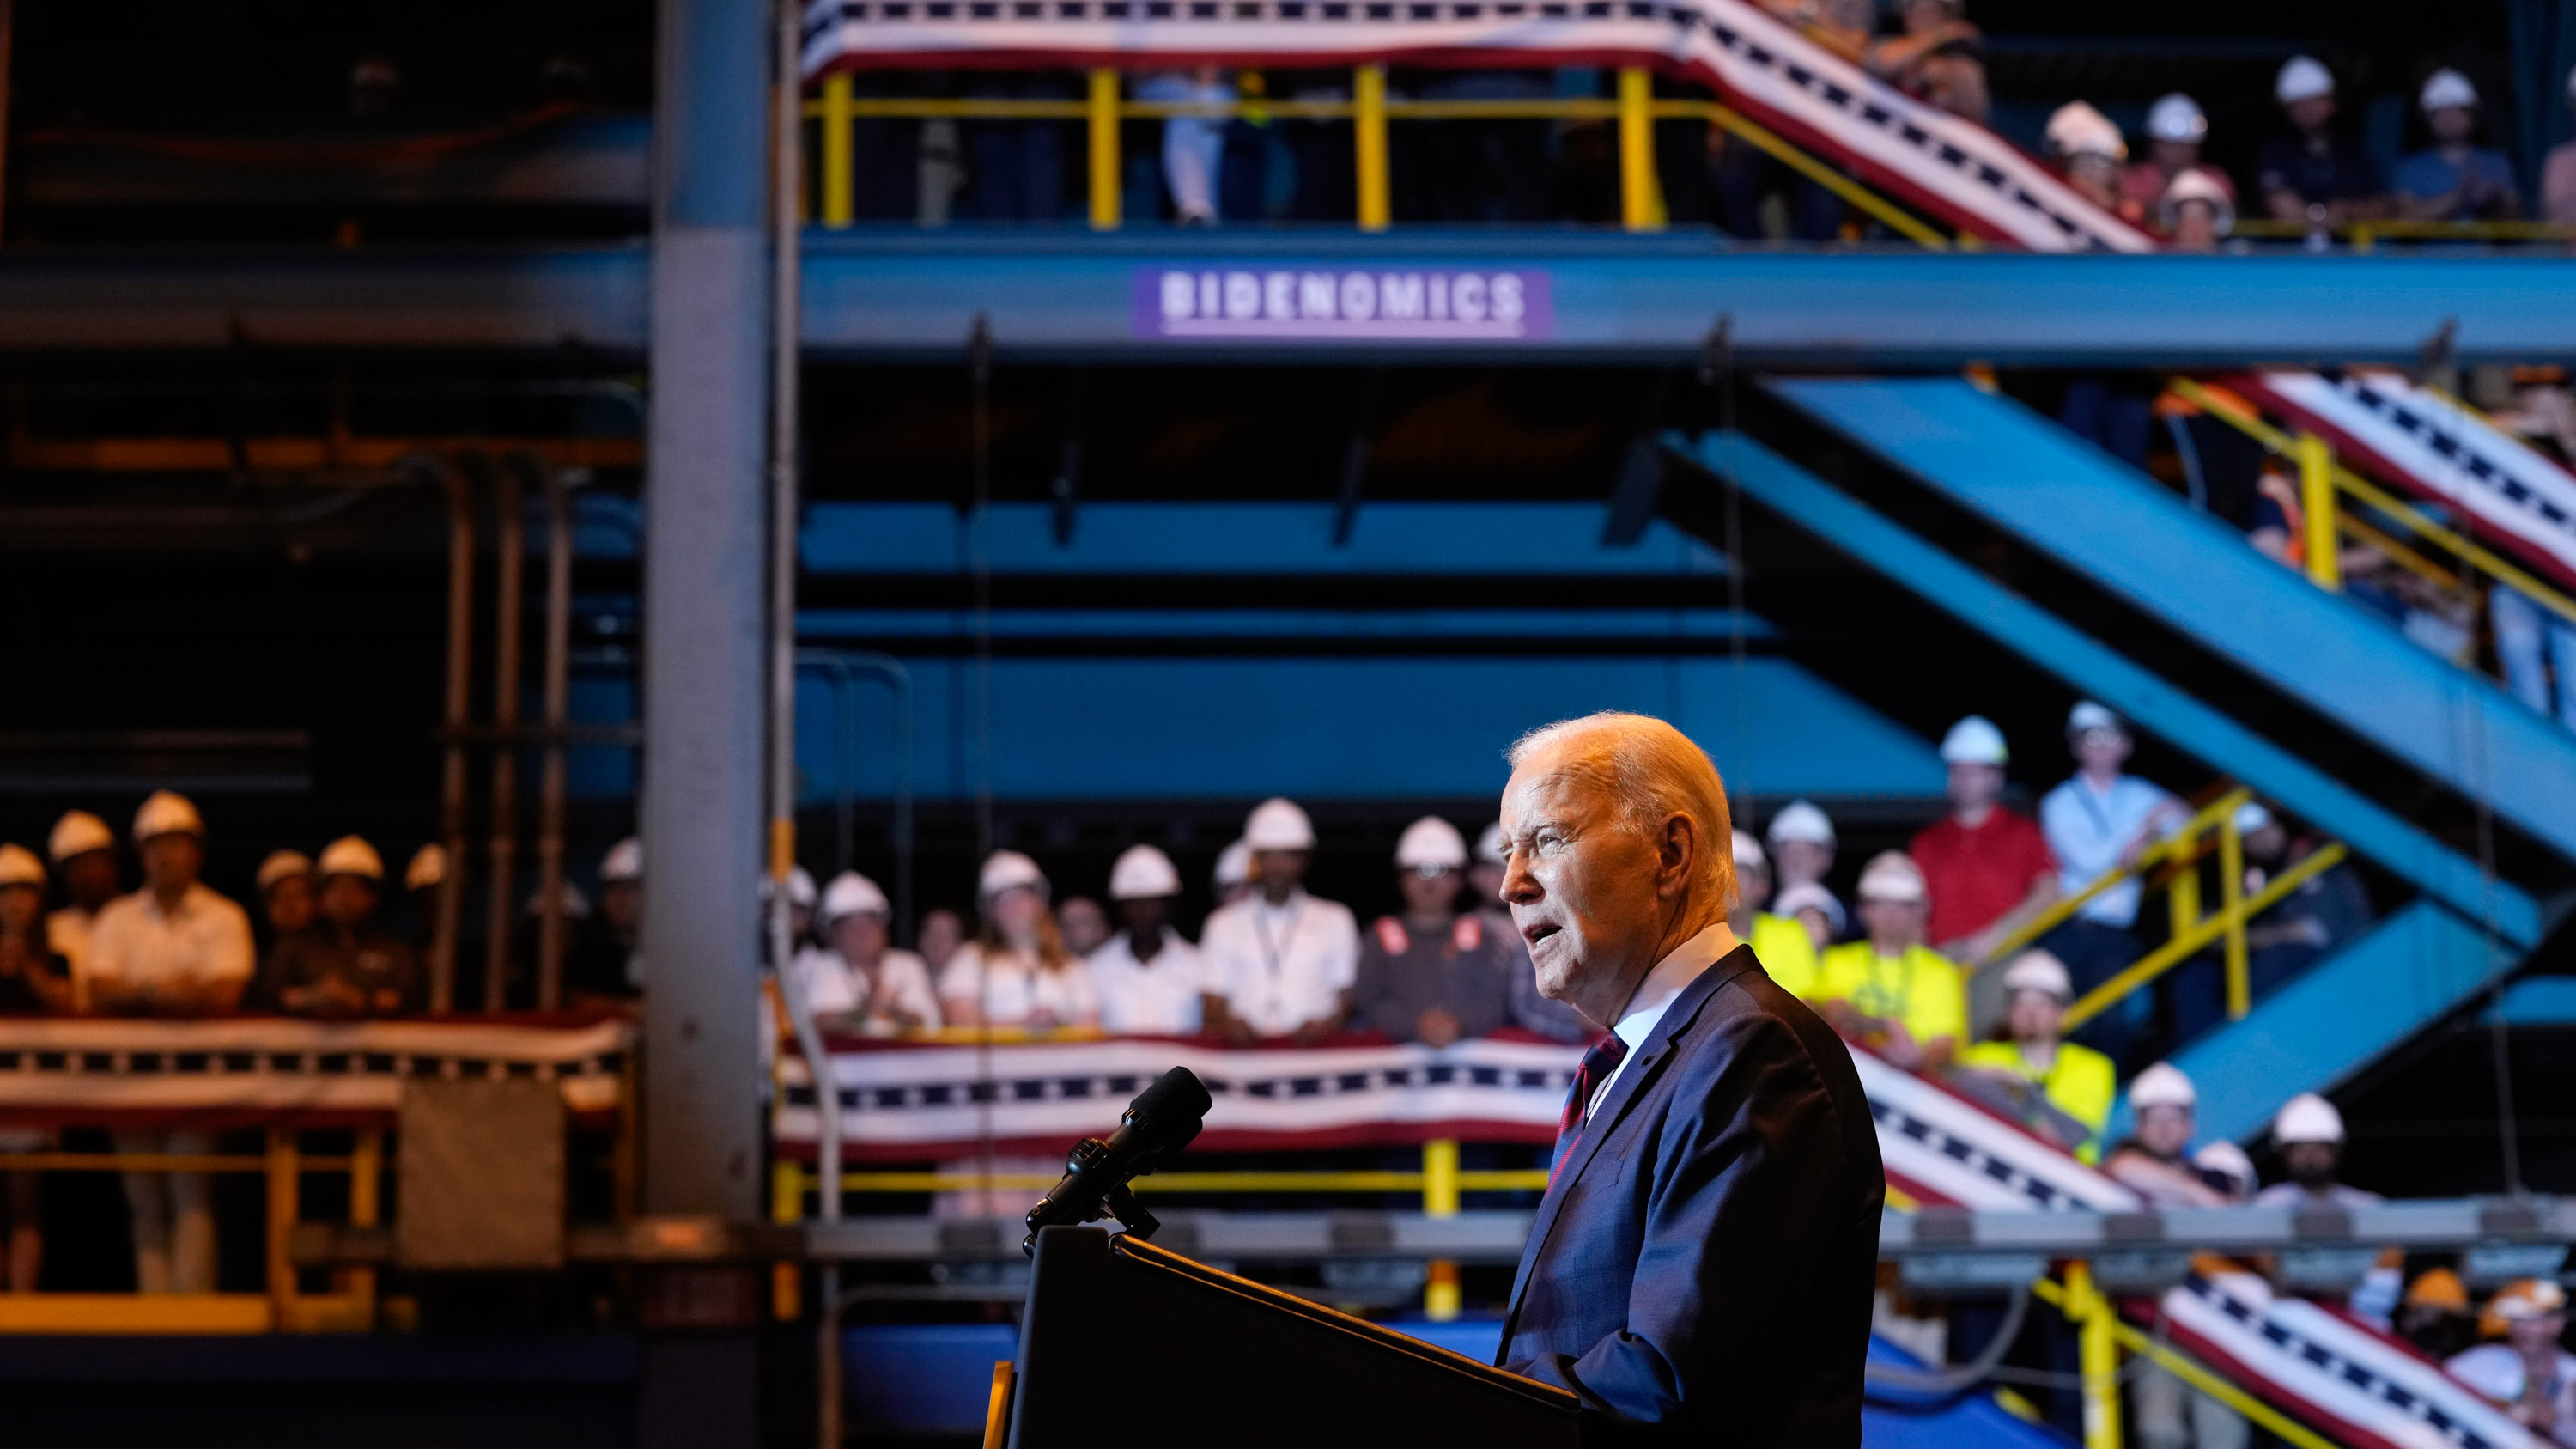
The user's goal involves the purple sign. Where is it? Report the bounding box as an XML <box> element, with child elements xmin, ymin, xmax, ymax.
<box><xmin>1133</xmin><ymin>266</ymin><xmax>1553</xmax><ymax>342</ymax></box>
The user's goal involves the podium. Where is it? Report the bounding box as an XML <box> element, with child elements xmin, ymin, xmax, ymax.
<box><xmin>997</xmin><ymin>1226</ymin><xmax>1586</xmax><ymax>1449</ymax></box>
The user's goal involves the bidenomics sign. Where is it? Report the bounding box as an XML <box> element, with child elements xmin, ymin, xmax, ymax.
<box><xmin>1133</xmin><ymin>265</ymin><xmax>1553</xmax><ymax>342</ymax></box>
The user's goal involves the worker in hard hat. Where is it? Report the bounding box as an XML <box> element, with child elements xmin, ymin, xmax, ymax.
<box><xmin>1765</xmin><ymin>800</ymin><xmax>1844</xmax><ymax>949</ymax></box>
<box><xmin>1351</xmin><ymin>818</ymin><xmax>1516</xmax><ymax>1046</ymax></box>
<box><xmin>2257</xmin><ymin>55</ymin><xmax>2388</xmax><ymax>228</ymax></box>
<box><xmin>2121</xmin><ymin>94</ymin><xmax>2234</xmax><ymax>220</ymax></box>
<box><xmin>1482</xmin><ymin>821</ymin><xmax>1591</xmax><ymax>1043</ymax></box>
<box><xmin>1957</xmin><ymin>951</ymin><xmax>2115</xmax><ymax>1161</ymax></box>
<box><xmin>2037</xmin><ymin>702</ymin><xmax>2182</xmax><ymax>1068</ymax></box>
<box><xmin>1728</xmin><ymin>829</ymin><xmax>1818</xmax><ymax>1000</ymax></box>
<box><xmin>1809</xmin><ymin>853</ymin><xmax>1965</xmax><ymax>1073</ymax></box>
<box><xmin>0</xmin><ymin>843</ymin><xmax>60</xmax><ymax>1290</ymax></box>
<box><xmin>2103</xmin><ymin>1062</ymin><xmax>2232</xmax><ymax>1206</ymax></box>
<box><xmin>1054</xmin><ymin>895</ymin><xmax>1111</xmax><ymax>959</ymax></box>
<box><xmin>269</xmin><ymin>837</ymin><xmax>420</xmax><ymax>1019</ymax></box>
<box><xmin>797</xmin><ymin>871</ymin><xmax>939</xmax><ymax>1037</ymax></box>
<box><xmin>2397</xmin><ymin>69</ymin><xmax>2520</xmax><ymax>222</ymax></box>
<box><xmin>82</xmin><ymin>792</ymin><xmax>253</xmax><ymax>1294</ymax></box>
<box><xmin>939</xmin><ymin>850</ymin><xmax>1098</xmax><ymax>1030</ymax></box>
<box><xmin>2044</xmin><ymin>101</ymin><xmax>2130</xmax><ymax>216</ymax></box>
<box><xmin>1212</xmin><ymin>838</ymin><xmax>1255</xmax><ymax>911</ymax></box>
<box><xmin>1911</xmin><ymin>715</ymin><xmax>2059</xmax><ymax>1032</ymax></box>
<box><xmin>566</xmin><ymin>836</ymin><xmax>644</xmax><ymax>1004</ymax></box>
<box><xmin>397</xmin><ymin>843</ymin><xmax>447</xmax><ymax>953</ymax></box>
<box><xmin>43</xmin><ymin>809</ymin><xmax>120</xmax><ymax>992</ymax></box>
<box><xmin>1084</xmin><ymin>845</ymin><xmax>1209</xmax><ymax>1037</ymax></box>
<box><xmin>2251</xmin><ymin>1092</ymin><xmax>2379</xmax><ymax>1208</ymax></box>
<box><xmin>1199</xmin><ymin>798</ymin><xmax>1359</xmax><ymax>1042</ymax></box>
<box><xmin>249</xmin><ymin>849</ymin><xmax>317</xmax><ymax>1004</ymax></box>
<box><xmin>914</xmin><ymin>906</ymin><xmax>966</xmax><ymax>981</ymax></box>
<box><xmin>2159</xmin><ymin>168</ymin><xmax>2237</xmax><ymax>251</ymax></box>
<box><xmin>2397</xmin><ymin>1268</ymin><xmax>2476</xmax><ymax>1362</ymax></box>
<box><xmin>2448</xmin><ymin>1280</ymin><xmax>2576</xmax><ymax>1445</ymax></box>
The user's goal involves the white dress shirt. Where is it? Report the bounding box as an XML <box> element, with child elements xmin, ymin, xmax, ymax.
<box><xmin>1587</xmin><ymin>921</ymin><xmax>1735</xmax><ymax>1120</ymax></box>
<box><xmin>80</xmin><ymin>884</ymin><xmax>253</xmax><ymax>1004</ymax></box>
<box><xmin>938</xmin><ymin>944</ymin><xmax>1100</xmax><ymax>1027</ymax></box>
<box><xmin>1199</xmin><ymin>888</ymin><xmax>1359</xmax><ymax>1036</ymax></box>
<box><xmin>792</xmin><ymin>945</ymin><xmax>942</xmax><ymax>1033</ymax></box>
<box><xmin>1085</xmin><ymin>928</ymin><xmax>1208</xmax><ymax>1035</ymax></box>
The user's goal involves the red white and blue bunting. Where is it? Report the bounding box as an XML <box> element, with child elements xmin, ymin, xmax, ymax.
<box><xmin>1846</xmin><ymin>1047</ymin><xmax>2138</xmax><ymax>1212</ymax></box>
<box><xmin>798</xmin><ymin>0</ymin><xmax>2146</xmax><ymax>253</ymax></box>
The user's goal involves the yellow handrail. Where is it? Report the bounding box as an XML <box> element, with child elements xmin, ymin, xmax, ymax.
<box><xmin>1980</xmin><ymin>787</ymin><xmax>2251</xmax><ymax>967</ymax></box>
<box><xmin>2062</xmin><ymin>842</ymin><xmax>2347</xmax><ymax>1032</ymax></box>
<box><xmin>2168</xmin><ymin>376</ymin><xmax>2576</xmax><ymax>631</ymax></box>
<box><xmin>2031</xmin><ymin>1274</ymin><xmax>2348</xmax><ymax>1449</ymax></box>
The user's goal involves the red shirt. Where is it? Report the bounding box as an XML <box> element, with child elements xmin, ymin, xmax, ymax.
<box><xmin>1911</xmin><ymin>808</ymin><xmax>2057</xmax><ymax>946</ymax></box>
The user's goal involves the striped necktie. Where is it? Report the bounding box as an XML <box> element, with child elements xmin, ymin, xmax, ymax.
<box><xmin>1550</xmin><ymin>1034</ymin><xmax>1630</xmax><ymax>1185</ymax></box>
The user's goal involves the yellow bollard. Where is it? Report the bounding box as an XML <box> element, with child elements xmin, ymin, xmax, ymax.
<box><xmin>2218</xmin><ymin>815</ymin><xmax>2250</xmax><ymax>1020</ymax></box>
<box><xmin>2297</xmin><ymin>432</ymin><xmax>2339</xmax><ymax>590</ymax></box>
<box><xmin>773</xmin><ymin>1159</ymin><xmax>805</xmax><ymax>1320</ymax></box>
<box><xmin>820</xmin><ymin>74</ymin><xmax>855</xmax><ymax>229</ymax></box>
<box><xmin>1616</xmin><ymin>69</ymin><xmax>1665</xmax><ymax>232</ymax></box>
<box><xmin>2065</xmin><ymin>1262</ymin><xmax>2123</xmax><ymax>1449</ymax></box>
<box><xmin>1087</xmin><ymin>69</ymin><xmax>1121</xmax><ymax>230</ymax></box>
<box><xmin>1355</xmin><ymin>65</ymin><xmax>1391</xmax><ymax>231</ymax></box>
<box><xmin>1424</xmin><ymin>1138</ymin><xmax>1461</xmax><ymax>1321</ymax></box>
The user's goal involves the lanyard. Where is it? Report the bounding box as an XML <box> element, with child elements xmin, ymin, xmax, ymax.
<box><xmin>1250</xmin><ymin>900</ymin><xmax>1303</xmax><ymax>979</ymax></box>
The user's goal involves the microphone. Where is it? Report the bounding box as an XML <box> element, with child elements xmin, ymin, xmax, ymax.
<box><xmin>1023</xmin><ymin>1066</ymin><xmax>1212</xmax><ymax>1255</ymax></box>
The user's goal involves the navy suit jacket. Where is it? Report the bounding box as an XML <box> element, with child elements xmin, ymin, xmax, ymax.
<box><xmin>1497</xmin><ymin>944</ymin><xmax>1883</xmax><ymax>1445</ymax></box>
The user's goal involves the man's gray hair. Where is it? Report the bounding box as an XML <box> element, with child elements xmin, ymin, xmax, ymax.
<box><xmin>1506</xmin><ymin>711</ymin><xmax>1739</xmax><ymax>912</ymax></box>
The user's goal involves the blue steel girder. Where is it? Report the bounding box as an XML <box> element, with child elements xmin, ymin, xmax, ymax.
<box><xmin>1679</xmin><ymin>430</ymin><xmax>2542</xmax><ymax>948</ymax></box>
<box><xmin>1769</xmin><ymin>377</ymin><xmax>2576</xmax><ymax>869</ymax></box>
<box><xmin>4</xmin><ymin>239</ymin><xmax>2576</xmax><ymax>366</ymax></box>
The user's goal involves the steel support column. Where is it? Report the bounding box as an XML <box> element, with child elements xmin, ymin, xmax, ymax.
<box><xmin>640</xmin><ymin>0</ymin><xmax>771</xmax><ymax>1436</ymax></box>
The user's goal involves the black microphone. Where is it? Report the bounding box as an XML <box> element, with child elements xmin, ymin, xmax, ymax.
<box><xmin>1023</xmin><ymin>1066</ymin><xmax>1212</xmax><ymax>1255</ymax></box>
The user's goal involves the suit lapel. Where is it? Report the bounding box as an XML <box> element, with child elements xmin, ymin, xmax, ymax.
<box><xmin>1498</xmin><ymin>949</ymin><xmax>1759</xmax><ymax>1342</ymax></box>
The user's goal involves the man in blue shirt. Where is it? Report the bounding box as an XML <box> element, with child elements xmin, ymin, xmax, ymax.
<box><xmin>2037</xmin><ymin>702</ymin><xmax>2181</xmax><ymax>1068</ymax></box>
<box><xmin>2256</xmin><ymin>56</ymin><xmax>2388</xmax><ymax>230</ymax></box>
<box><xmin>2395</xmin><ymin>70</ymin><xmax>2520</xmax><ymax>222</ymax></box>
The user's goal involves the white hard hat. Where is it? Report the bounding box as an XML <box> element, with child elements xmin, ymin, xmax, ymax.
<box><xmin>2129</xmin><ymin>1062</ymin><xmax>2198</xmax><ymax>1111</ymax></box>
<box><xmin>2147</xmin><ymin>93</ymin><xmax>2208</xmax><ymax>144</ymax></box>
<box><xmin>1394</xmin><ymin>817</ymin><xmax>1467</xmax><ymax>871</ymax></box>
<box><xmin>600</xmin><ymin>836</ymin><xmax>642</xmax><ymax>883</ymax></box>
<box><xmin>2420</xmin><ymin>68</ymin><xmax>2478</xmax><ymax>113</ymax></box>
<box><xmin>2492</xmin><ymin>1279</ymin><xmax>2569</xmax><ymax>1322</ymax></box>
<box><xmin>1243</xmin><ymin>797</ymin><xmax>1316</xmax><ymax>852</ymax></box>
<box><xmin>2160</xmin><ymin>167</ymin><xmax>2237</xmax><ymax>236</ymax></box>
<box><xmin>1771</xmin><ymin>881</ymin><xmax>1846</xmax><ymax>935</ymax></box>
<box><xmin>788</xmin><ymin>866</ymin><xmax>817</xmax><ymax>910</ymax></box>
<box><xmin>1940</xmin><ymin>715</ymin><xmax>2010</xmax><ymax>766</ymax></box>
<box><xmin>404</xmin><ymin>843</ymin><xmax>447</xmax><ymax>892</ymax></box>
<box><xmin>2066</xmin><ymin>700</ymin><xmax>2126</xmax><ymax>737</ymax></box>
<box><xmin>1856</xmin><ymin>850</ymin><xmax>1927</xmax><ymax>905</ymax></box>
<box><xmin>317</xmin><ymin>835</ymin><xmax>384</xmax><ymax>880</ymax></box>
<box><xmin>821</xmin><ymin>869</ymin><xmax>890</xmax><ymax>923</ymax></box>
<box><xmin>1213</xmin><ymin>838</ymin><xmax>1253</xmax><ymax>889</ymax></box>
<box><xmin>1474</xmin><ymin>822</ymin><xmax>1506</xmax><ymax>867</ymax></box>
<box><xmin>2193</xmin><ymin>1140</ymin><xmax>2256</xmax><ymax>1193</ymax></box>
<box><xmin>2045</xmin><ymin>101</ymin><xmax>2128</xmax><ymax>161</ymax></box>
<box><xmin>132</xmin><ymin>790</ymin><xmax>204</xmax><ymax>843</ymax></box>
<box><xmin>0</xmin><ymin>843</ymin><xmax>44</xmax><ymax>888</ymax></box>
<box><xmin>1109</xmin><ymin>844</ymin><xmax>1182</xmax><ymax>901</ymax></box>
<box><xmin>47</xmin><ymin>810</ymin><xmax>114</xmax><ymax>863</ymax></box>
<box><xmin>979</xmin><ymin>849</ymin><xmax>1048</xmax><ymax>901</ymax></box>
<box><xmin>2232</xmin><ymin>800</ymin><xmax>2275</xmax><ymax>837</ymax></box>
<box><xmin>1766</xmin><ymin>800</ymin><xmax>1836</xmax><ymax>849</ymax></box>
<box><xmin>2276</xmin><ymin>56</ymin><xmax>2335</xmax><ymax>105</ymax></box>
<box><xmin>2001</xmin><ymin>949</ymin><xmax>2072</xmax><ymax>1001</ymax></box>
<box><xmin>2273</xmin><ymin>1091</ymin><xmax>2345</xmax><ymax>1145</ymax></box>
<box><xmin>1732</xmin><ymin>829</ymin><xmax>1768</xmax><ymax>873</ymax></box>
<box><xmin>256</xmin><ymin>849</ymin><xmax>314</xmax><ymax>892</ymax></box>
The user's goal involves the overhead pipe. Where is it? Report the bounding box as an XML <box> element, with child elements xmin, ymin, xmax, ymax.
<box><xmin>425</xmin><ymin>454</ymin><xmax>473</xmax><ymax>1014</ymax></box>
<box><xmin>478</xmin><ymin>453</ymin><xmax>526</xmax><ymax>1012</ymax></box>
<box><xmin>523</xmin><ymin>452</ymin><xmax>575</xmax><ymax>1010</ymax></box>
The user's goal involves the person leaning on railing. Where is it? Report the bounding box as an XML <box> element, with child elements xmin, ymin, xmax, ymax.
<box><xmin>2448</xmin><ymin>1279</ymin><xmax>2576</xmax><ymax>1447</ymax></box>
<box><xmin>2036</xmin><ymin>702</ymin><xmax>2184</xmax><ymax>1070</ymax></box>
<box><xmin>796</xmin><ymin>870</ymin><xmax>939</xmax><ymax>1038</ymax></box>
<box><xmin>1954</xmin><ymin>951</ymin><xmax>2112</xmax><ymax>1163</ymax></box>
<box><xmin>2394</xmin><ymin>70</ymin><xmax>2521</xmax><ymax>224</ymax></box>
<box><xmin>1349</xmin><ymin>819</ymin><xmax>1514</xmax><ymax>1047</ymax></box>
<box><xmin>1085</xmin><ymin>846</ymin><xmax>1208</xmax><ymax>1037</ymax></box>
<box><xmin>1808</xmin><ymin>852</ymin><xmax>1965</xmax><ymax>1074</ymax></box>
<box><xmin>0</xmin><ymin>843</ymin><xmax>75</xmax><ymax>1294</ymax></box>
<box><xmin>268</xmin><ymin>837</ymin><xmax>421</xmax><ymax>1019</ymax></box>
<box><xmin>1198</xmin><ymin>798</ymin><xmax>1357</xmax><ymax>1044</ymax></box>
<box><xmin>938</xmin><ymin>850</ymin><xmax>1098</xmax><ymax>1032</ymax></box>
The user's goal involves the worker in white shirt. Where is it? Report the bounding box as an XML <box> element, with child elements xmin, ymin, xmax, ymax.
<box><xmin>1085</xmin><ymin>845</ymin><xmax>1210</xmax><ymax>1036</ymax></box>
<box><xmin>1212</xmin><ymin>837</ymin><xmax>1255</xmax><ymax>909</ymax></box>
<box><xmin>2449</xmin><ymin>1280</ymin><xmax>2576</xmax><ymax>1446</ymax></box>
<box><xmin>1765</xmin><ymin>801</ymin><xmax>1845</xmax><ymax>949</ymax></box>
<box><xmin>939</xmin><ymin>850</ymin><xmax>1099</xmax><ymax>1030</ymax></box>
<box><xmin>1199</xmin><ymin>797</ymin><xmax>1359</xmax><ymax>1042</ymax></box>
<box><xmin>83</xmin><ymin>791</ymin><xmax>254</xmax><ymax>1295</ymax></box>
<box><xmin>2251</xmin><ymin>1093</ymin><xmax>2380</xmax><ymax>1208</ymax></box>
<box><xmin>797</xmin><ymin>871</ymin><xmax>939</xmax><ymax>1036</ymax></box>
<box><xmin>44</xmin><ymin>809</ymin><xmax>120</xmax><ymax>994</ymax></box>
<box><xmin>2038</xmin><ymin>702</ymin><xmax>2183</xmax><ymax>1068</ymax></box>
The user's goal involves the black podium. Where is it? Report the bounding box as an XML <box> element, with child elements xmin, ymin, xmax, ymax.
<box><xmin>996</xmin><ymin>1226</ymin><xmax>1585</xmax><ymax>1449</ymax></box>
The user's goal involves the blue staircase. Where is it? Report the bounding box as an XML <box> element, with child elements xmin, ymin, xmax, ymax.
<box><xmin>1673</xmin><ymin>429</ymin><xmax>2553</xmax><ymax>1141</ymax></box>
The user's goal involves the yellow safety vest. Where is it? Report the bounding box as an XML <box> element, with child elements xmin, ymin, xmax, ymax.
<box><xmin>1750</xmin><ymin>912</ymin><xmax>1820</xmax><ymax>999</ymax></box>
<box><xmin>1959</xmin><ymin>1038</ymin><xmax>2117</xmax><ymax>1164</ymax></box>
<box><xmin>1814</xmin><ymin>941</ymin><xmax>1966</xmax><ymax>1050</ymax></box>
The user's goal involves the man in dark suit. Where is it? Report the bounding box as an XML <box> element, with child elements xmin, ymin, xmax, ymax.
<box><xmin>1492</xmin><ymin>710</ymin><xmax>1883</xmax><ymax>1445</ymax></box>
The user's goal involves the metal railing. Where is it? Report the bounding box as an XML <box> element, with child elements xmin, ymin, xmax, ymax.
<box><xmin>802</xmin><ymin>67</ymin><xmax>1947</xmax><ymax>240</ymax></box>
<box><xmin>2230</xmin><ymin>217</ymin><xmax>2576</xmax><ymax>251</ymax></box>
<box><xmin>1979</xmin><ymin>784</ymin><xmax>2350</xmax><ymax>1030</ymax></box>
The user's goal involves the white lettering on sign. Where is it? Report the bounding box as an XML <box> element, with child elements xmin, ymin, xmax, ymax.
<box><xmin>1139</xmin><ymin>268</ymin><xmax>1552</xmax><ymax>342</ymax></box>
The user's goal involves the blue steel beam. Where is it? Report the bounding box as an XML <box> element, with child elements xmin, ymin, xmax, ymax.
<box><xmin>1683</xmin><ymin>431</ymin><xmax>2542</xmax><ymax>947</ymax></box>
<box><xmin>1771</xmin><ymin>377</ymin><xmax>2576</xmax><ymax>867</ymax></box>
<box><xmin>2128</xmin><ymin>899</ymin><xmax>2522</xmax><ymax>1144</ymax></box>
<box><xmin>6</xmin><ymin>239</ymin><xmax>2576</xmax><ymax>365</ymax></box>
<box><xmin>795</xmin><ymin>608</ymin><xmax>1770</xmax><ymax>642</ymax></box>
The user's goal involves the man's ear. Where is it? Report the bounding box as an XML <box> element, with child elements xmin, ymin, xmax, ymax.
<box><xmin>1656</xmin><ymin>813</ymin><xmax>1697</xmax><ymax>898</ymax></box>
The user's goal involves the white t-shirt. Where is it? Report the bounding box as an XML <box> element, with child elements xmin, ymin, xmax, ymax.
<box><xmin>1085</xmin><ymin>928</ymin><xmax>1208</xmax><ymax>1035</ymax></box>
<box><xmin>938</xmin><ymin>944</ymin><xmax>1099</xmax><ymax>1028</ymax></box>
<box><xmin>2447</xmin><ymin>1343</ymin><xmax>2576</xmax><ymax>1445</ymax></box>
<box><xmin>81</xmin><ymin>884</ymin><xmax>254</xmax><ymax>1004</ymax></box>
<box><xmin>790</xmin><ymin>945</ymin><xmax>942</xmax><ymax>1035</ymax></box>
<box><xmin>2038</xmin><ymin>774</ymin><xmax>2181</xmax><ymax>928</ymax></box>
<box><xmin>1199</xmin><ymin>889</ymin><xmax>1359</xmax><ymax>1037</ymax></box>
